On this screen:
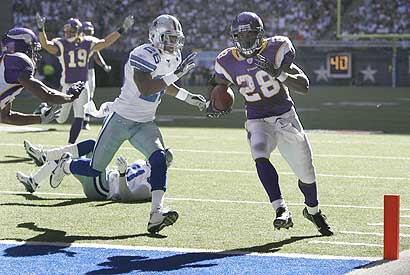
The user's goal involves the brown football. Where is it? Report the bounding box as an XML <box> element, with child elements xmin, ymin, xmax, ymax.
<box><xmin>210</xmin><ymin>84</ymin><xmax>234</xmax><ymax>112</ymax></box>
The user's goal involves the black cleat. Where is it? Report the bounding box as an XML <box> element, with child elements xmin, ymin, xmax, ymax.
<box><xmin>147</xmin><ymin>209</ymin><xmax>179</xmax><ymax>234</ymax></box>
<box><xmin>273</xmin><ymin>207</ymin><xmax>294</xmax><ymax>230</ymax></box>
<box><xmin>303</xmin><ymin>207</ymin><xmax>334</xmax><ymax>236</ymax></box>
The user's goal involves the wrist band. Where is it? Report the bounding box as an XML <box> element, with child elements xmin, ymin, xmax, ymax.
<box><xmin>277</xmin><ymin>71</ymin><xmax>288</xmax><ymax>82</ymax></box>
<box><xmin>162</xmin><ymin>73</ymin><xmax>179</xmax><ymax>86</ymax></box>
<box><xmin>175</xmin><ymin>88</ymin><xmax>189</xmax><ymax>101</ymax></box>
<box><xmin>117</xmin><ymin>27</ymin><xmax>124</xmax><ymax>34</ymax></box>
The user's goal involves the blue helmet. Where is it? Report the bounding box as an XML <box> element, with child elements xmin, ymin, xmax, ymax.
<box><xmin>82</xmin><ymin>21</ymin><xmax>94</xmax><ymax>36</ymax></box>
<box><xmin>2</xmin><ymin>27</ymin><xmax>41</xmax><ymax>62</ymax></box>
<box><xmin>64</xmin><ymin>18</ymin><xmax>82</xmax><ymax>42</ymax></box>
<box><xmin>230</xmin><ymin>12</ymin><xmax>265</xmax><ymax>57</ymax></box>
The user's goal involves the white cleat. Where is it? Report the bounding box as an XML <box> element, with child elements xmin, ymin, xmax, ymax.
<box><xmin>24</xmin><ymin>140</ymin><xmax>46</xmax><ymax>166</ymax></box>
<box><xmin>147</xmin><ymin>208</ymin><xmax>179</xmax><ymax>234</ymax></box>
<box><xmin>50</xmin><ymin>153</ymin><xmax>72</xmax><ymax>188</ymax></box>
<box><xmin>16</xmin><ymin>171</ymin><xmax>38</xmax><ymax>193</ymax></box>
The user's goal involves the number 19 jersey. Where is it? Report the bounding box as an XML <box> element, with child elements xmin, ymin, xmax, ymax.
<box><xmin>111</xmin><ymin>44</ymin><xmax>181</xmax><ymax>122</ymax></box>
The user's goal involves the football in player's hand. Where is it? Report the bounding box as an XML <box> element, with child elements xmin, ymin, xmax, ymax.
<box><xmin>210</xmin><ymin>85</ymin><xmax>234</xmax><ymax>112</ymax></box>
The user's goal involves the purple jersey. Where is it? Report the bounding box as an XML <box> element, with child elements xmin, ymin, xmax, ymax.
<box><xmin>53</xmin><ymin>37</ymin><xmax>97</xmax><ymax>84</ymax></box>
<box><xmin>215</xmin><ymin>36</ymin><xmax>296</xmax><ymax>119</ymax></box>
<box><xmin>0</xmin><ymin>52</ymin><xmax>34</xmax><ymax>109</ymax></box>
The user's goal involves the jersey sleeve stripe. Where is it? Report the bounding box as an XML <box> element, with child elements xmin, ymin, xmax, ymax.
<box><xmin>214</xmin><ymin>60</ymin><xmax>234</xmax><ymax>83</ymax></box>
<box><xmin>130</xmin><ymin>55</ymin><xmax>157</xmax><ymax>70</ymax></box>
<box><xmin>130</xmin><ymin>60</ymin><xmax>153</xmax><ymax>73</ymax></box>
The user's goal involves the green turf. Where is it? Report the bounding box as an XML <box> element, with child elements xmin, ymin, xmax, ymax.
<box><xmin>0</xmin><ymin>125</ymin><xmax>409</xmax><ymax>258</ymax></box>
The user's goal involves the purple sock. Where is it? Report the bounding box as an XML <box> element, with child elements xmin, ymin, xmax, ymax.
<box><xmin>255</xmin><ymin>158</ymin><xmax>282</xmax><ymax>202</ymax></box>
<box><xmin>68</xmin><ymin>118</ymin><xmax>83</xmax><ymax>144</ymax></box>
<box><xmin>298</xmin><ymin>180</ymin><xmax>318</xmax><ymax>207</ymax></box>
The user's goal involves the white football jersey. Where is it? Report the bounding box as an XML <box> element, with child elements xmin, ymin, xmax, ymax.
<box><xmin>111</xmin><ymin>43</ymin><xmax>182</xmax><ymax>122</ymax></box>
<box><xmin>107</xmin><ymin>159</ymin><xmax>152</xmax><ymax>201</ymax></box>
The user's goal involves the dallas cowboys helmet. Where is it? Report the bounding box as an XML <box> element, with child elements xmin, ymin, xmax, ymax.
<box><xmin>64</xmin><ymin>18</ymin><xmax>82</xmax><ymax>42</ymax></box>
<box><xmin>82</xmin><ymin>21</ymin><xmax>94</xmax><ymax>36</ymax></box>
<box><xmin>231</xmin><ymin>12</ymin><xmax>265</xmax><ymax>57</ymax></box>
<box><xmin>149</xmin><ymin>15</ymin><xmax>185</xmax><ymax>53</ymax></box>
<box><xmin>2</xmin><ymin>27</ymin><xmax>41</xmax><ymax>63</ymax></box>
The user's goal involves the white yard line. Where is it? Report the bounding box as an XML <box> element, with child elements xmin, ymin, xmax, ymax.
<box><xmin>340</xmin><ymin>231</ymin><xmax>410</xmax><ymax>238</ymax></box>
<box><xmin>367</xmin><ymin>223</ymin><xmax>410</xmax><ymax>228</ymax></box>
<box><xmin>1</xmin><ymin>190</ymin><xmax>410</xmax><ymax>211</ymax></box>
<box><xmin>0</xmin><ymin>240</ymin><xmax>379</xmax><ymax>261</ymax></box>
<box><xmin>3</xmin><ymin>142</ymin><xmax>410</xmax><ymax>161</ymax></box>
<box><xmin>309</xmin><ymin>240</ymin><xmax>383</xmax><ymax>248</ymax></box>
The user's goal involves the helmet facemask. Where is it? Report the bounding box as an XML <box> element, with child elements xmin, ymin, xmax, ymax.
<box><xmin>232</xmin><ymin>28</ymin><xmax>264</xmax><ymax>57</ymax></box>
<box><xmin>160</xmin><ymin>32</ymin><xmax>185</xmax><ymax>53</ymax></box>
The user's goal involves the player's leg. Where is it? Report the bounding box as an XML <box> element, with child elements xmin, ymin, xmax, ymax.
<box><xmin>56</xmin><ymin>84</ymin><xmax>73</xmax><ymax>124</ymax></box>
<box><xmin>17</xmin><ymin>161</ymin><xmax>57</xmax><ymax>193</ymax></box>
<box><xmin>69</xmin><ymin>82</ymin><xmax>90</xmax><ymax>143</ymax></box>
<box><xmin>245</xmin><ymin>119</ymin><xmax>293</xmax><ymax>230</ymax></box>
<box><xmin>128</xmin><ymin>122</ymin><xmax>178</xmax><ymax>233</ymax></box>
<box><xmin>73</xmin><ymin>170</ymin><xmax>108</xmax><ymax>201</ymax></box>
<box><xmin>276</xmin><ymin>112</ymin><xmax>333</xmax><ymax>236</ymax></box>
<box><xmin>83</xmin><ymin>70</ymin><xmax>95</xmax><ymax>130</ymax></box>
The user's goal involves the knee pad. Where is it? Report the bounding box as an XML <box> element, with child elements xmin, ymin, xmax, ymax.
<box><xmin>251</xmin><ymin>142</ymin><xmax>270</xmax><ymax>160</ymax></box>
<box><xmin>149</xmin><ymin>150</ymin><xmax>167</xmax><ymax>170</ymax></box>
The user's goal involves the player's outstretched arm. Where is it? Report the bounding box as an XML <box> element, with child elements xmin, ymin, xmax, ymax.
<box><xmin>92</xmin><ymin>15</ymin><xmax>134</xmax><ymax>52</ymax></box>
<box><xmin>94</xmin><ymin>52</ymin><xmax>111</xmax><ymax>72</ymax></box>
<box><xmin>280</xmin><ymin>63</ymin><xmax>310</xmax><ymax>95</ymax></box>
<box><xmin>165</xmin><ymin>84</ymin><xmax>207</xmax><ymax>111</ymax></box>
<box><xmin>18</xmin><ymin>73</ymin><xmax>75</xmax><ymax>104</ymax></box>
<box><xmin>116</xmin><ymin>157</ymin><xmax>135</xmax><ymax>202</ymax></box>
<box><xmin>0</xmin><ymin>102</ymin><xmax>60</xmax><ymax>125</ymax></box>
<box><xmin>36</xmin><ymin>13</ymin><xmax>58</xmax><ymax>55</ymax></box>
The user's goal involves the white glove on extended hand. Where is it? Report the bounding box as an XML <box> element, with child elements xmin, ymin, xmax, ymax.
<box><xmin>35</xmin><ymin>13</ymin><xmax>46</xmax><ymax>31</ymax></box>
<box><xmin>40</xmin><ymin>104</ymin><xmax>61</xmax><ymax>124</ymax></box>
<box><xmin>174</xmin><ymin>52</ymin><xmax>196</xmax><ymax>78</ymax></box>
<box><xmin>121</xmin><ymin>15</ymin><xmax>135</xmax><ymax>33</ymax></box>
<box><xmin>67</xmin><ymin>81</ymin><xmax>85</xmax><ymax>100</ymax></box>
<box><xmin>103</xmin><ymin>65</ymin><xmax>112</xmax><ymax>73</ymax></box>
<box><xmin>116</xmin><ymin>156</ymin><xmax>128</xmax><ymax>174</ymax></box>
<box><xmin>185</xmin><ymin>93</ymin><xmax>207</xmax><ymax>111</ymax></box>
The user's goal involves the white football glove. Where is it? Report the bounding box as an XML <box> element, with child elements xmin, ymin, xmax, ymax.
<box><xmin>103</xmin><ymin>65</ymin><xmax>112</xmax><ymax>73</ymax></box>
<box><xmin>120</xmin><ymin>15</ymin><xmax>135</xmax><ymax>33</ymax></box>
<box><xmin>185</xmin><ymin>93</ymin><xmax>207</xmax><ymax>111</ymax></box>
<box><xmin>67</xmin><ymin>81</ymin><xmax>85</xmax><ymax>100</ymax></box>
<box><xmin>116</xmin><ymin>156</ymin><xmax>128</xmax><ymax>174</ymax></box>
<box><xmin>40</xmin><ymin>104</ymin><xmax>61</xmax><ymax>124</ymax></box>
<box><xmin>174</xmin><ymin>52</ymin><xmax>196</xmax><ymax>79</ymax></box>
<box><xmin>35</xmin><ymin>13</ymin><xmax>46</xmax><ymax>31</ymax></box>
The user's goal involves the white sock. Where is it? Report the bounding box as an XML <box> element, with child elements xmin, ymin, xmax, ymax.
<box><xmin>306</xmin><ymin>205</ymin><xmax>319</xmax><ymax>215</ymax></box>
<box><xmin>63</xmin><ymin>160</ymin><xmax>72</xmax><ymax>175</ymax></box>
<box><xmin>271</xmin><ymin>198</ymin><xmax>287</xmax><ymax>211</ymax></box>
<box><xmin>45</xmin><ymin>144</ymin><xmax>79</xmax><ymax>161</ymax></box>
<box><xmin>151</xmin><ymin>190</ymin><xmax>165</xmax><ymax>212</ymax></box>
<box><xmin>32</xmin><ymin>161</ymin><xmax>57</xmax><ymax>185</ymax></box>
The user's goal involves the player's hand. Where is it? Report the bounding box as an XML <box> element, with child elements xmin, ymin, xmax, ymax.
<box><xmin>174</xmin><ymin>52</ymin><xmax>196</xmax><ymax>79</ymax></box>
<box><xmin>67</xmin><ymin>81</ymin><xmax>85</xmax><ymax>100</ymax></box>
<box><xmin>120</xmin><ymin>15</ymin><xmax>135</xmax><ymax>33</ymax></box>
<box><xmin>40</xmin><ymin>104</ymin><xmax>61</xmax><ymax>124</ymax></box>
<box><xmin>35</xmin><ymin>13</ymin><xmax>46</xmax><ymax>31</ymax></box>
<box><xmin>254</xmin><ymin>54</ymin><xmax>281</xmax><ymax>78</ymax></box>
<box><xmin>185</xmin><ymin>93</ymin><xmax>207</xmax><ymax>111</ymax></box>
<box><xmin>103</xmin><ymin>65</ymin><xmax>112</xmax><ymax>73</ymax></box>
<box><xmin>116</xmin><ymin>156</ymin><xmax>128</xmax><ymax>174</ymax></box>
<box><xmin>205</xmin><ymin>101</ymin><xmax>232</xmax><ymax>119</ymax></box>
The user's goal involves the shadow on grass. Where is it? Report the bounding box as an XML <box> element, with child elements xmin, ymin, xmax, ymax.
<box><xmin>0</xmin><ymin>155</ymin><xmax>32</xmax><ymax>164</ymax></box>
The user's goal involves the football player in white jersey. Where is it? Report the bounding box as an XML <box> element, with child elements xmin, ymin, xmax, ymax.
<box><xmin>0</xmin><ymin>27</ymin><xmax>84</xmax><ymax>125</ymax></box>
<box><xmin>46</xmin><ymin>15</ymin><xmax>206</xmax><ymax>234</ymax></box>
<box><xmin>17</xmin><ymin>139</ymin><xmax>174</xmax><ymax>202</ymax></box>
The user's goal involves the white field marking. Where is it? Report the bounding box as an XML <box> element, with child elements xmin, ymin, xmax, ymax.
<box><xmin>340</xmin><ymin>231</ymin><xmax>410</xmax><ymax>238</ymax></box>
<box><xmin>309</xmin><ymin>240</ymin><xmax>383</xmax><ymax>248</ymax></box>
<box><xmin>0</xmin><ymin>240</ymin><xmax>379</xmax><ymax>261</ymax></box>
<box><xmin>169</xmin><ymin>167</ymin><xmax>410</xmax><ymax>181</ymax></box>
<box><xmin>2</xmin><ymin>190</ymin><xmax>410</xmax><ymax>211</ymax></box>
<box><xmin>401</xmin><ymin>215</ymin><xmax>410</xmax><ymax>218</ymax></box>
<box><xmin>4</xmin><ymin>142</ymin><xmax>410</xmax><ymax>161</ymax></box>
<box><xmin>367</xmin><ymin>223</ymin><xmax>410</xmax><ymax>228</ymax></box>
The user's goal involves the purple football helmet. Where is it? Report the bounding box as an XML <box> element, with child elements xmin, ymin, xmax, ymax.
<box><xmin>2</xmin><ymin>27</ymin><xmax>41</xmax><ymax>63</ymax></box>
<box><xmin>82</xmin><ymin>21</ymin><xmax>94</xmax><ymax>36</ymax></box>
<box><xmin>64</xmin><ymin>18</ymin><xmax>82</xmax><ymax>42</ymax></box>
<box><xmin>230</xmin><ymin>12</ymin><xmax>265</xmax><ymax>57</ymax></box>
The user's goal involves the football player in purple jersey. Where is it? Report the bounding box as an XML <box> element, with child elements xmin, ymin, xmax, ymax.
<box><xmin>0</xmin><ymin>27</ymin><xmax>84</xmax><ymax>125</ymax></box>
<box><xmin>81</xmin><ymin>21</ymin><xmax>111</xmax><ymax>130</ymax></box>
<box><xmin>208</xmin><ymin>12</ymin><xmax>333</xmax><ymax>236</ymax></box>
<box><xmin>36</xmin><ymin>14</ymin><xmax>134</xmax><ymax>143</ymax></box>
